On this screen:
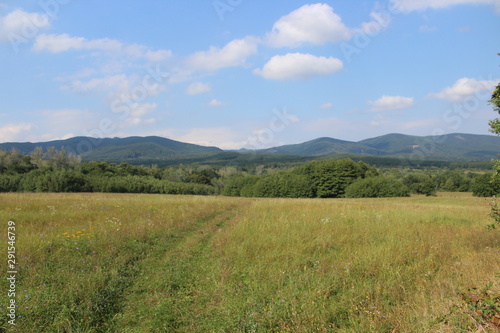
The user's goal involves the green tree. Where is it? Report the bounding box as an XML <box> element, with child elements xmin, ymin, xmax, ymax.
<box><xmin>297</xmin><ymin>159</ymin><xmax>377</xmax><ymax>198</ymax></box>
<box><xmin>345</xmin><ymin>176</ymin><xmax>410</xmax><ymax>198</ymax></box>
<box><xmin>30</xmin><ymin>146</ymin><xmax>46</xmax><ymax>168</ymax></box>
<box><xmin>222</xmin><ymin>175</ymin><xmax>259</xmax><ymax>197</ymax></box>
<box><xmin>490</xmin><ymin>77</ymin><xmax>500</xmax><ymax>182</ymax></box>
<box><xmin>471</xmin><ymin>173</ymin><xmax>500</xmax><ymax>197</ymax></box>
<box><xmin>402</xmin><ymin>173</ymin><xmax>436</xmax><ymax>196</ymax></box>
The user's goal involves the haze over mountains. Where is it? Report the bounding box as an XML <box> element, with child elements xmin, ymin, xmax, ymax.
<box><xmin>0</xmin><ymin>133</ymin><xmax>499</xmax><ymax>164</ymax></box>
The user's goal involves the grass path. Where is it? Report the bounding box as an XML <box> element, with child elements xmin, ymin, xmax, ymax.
<box><xmin>112</xmin><ymin>204</ymin><xmax>244</xmax><ymax>332</ymax></box>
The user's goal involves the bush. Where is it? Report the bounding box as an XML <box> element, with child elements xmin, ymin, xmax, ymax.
<box><xmin>472</xmin><ymin>173</ymin><xmax>500</xmax><ymax>197</ymax></box>
<box><xmin>295</xmin><ymin>159</ymin><xmax>378</xmax><ymax>198</ymax></box>
<box><xmin>402</xmin><ymin>174</ymin><xmax>436</xmax><ymax>196</ymax></box>
<box><xmin>344</xmin><ymin>176</ymin><xmax>410</xmax><ymax>198</ymax></box>
<box><xmin>252</xmin><ymin>173</ymin><xmax>314</xmax><ymax>198</ymax></box>
<box><xmin>222</xmin><ymin>175</ymin><xmax>259</xmax><ymax>197</ymax></box>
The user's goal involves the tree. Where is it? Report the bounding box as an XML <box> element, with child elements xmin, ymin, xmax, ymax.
<box><xmin>30</xmin><ymin>146</ymin><xmax>46</xmax><ymax>168</ymax></box>
<box><xmin>487</xmin><ymin>55</ymin><xmax>500</xmax><ymax>228</ymax></box>
<box><xmin>402</xmin><ymin>173</ymin><xmax>436</xmax><ymax>196</ymax></box>
<box><xmin>298</xmin><ymin>159</ymin><xmax>377</xmax><ymax>198</ymax></box>
<box><xmin>471</xmin><ymin>173</ymin><xmax>499</xmax><ymax>197</ymax></box>
<box><xmin>489</xmin><ymin>77</ymin><xmax>500</xmax><ymax>182</ymax></box>
<box><xmin>344</xmin><ymin>176</ymin><xmax>410</xmax><ymax>198</ymax></box>
<box><xmin>489</xmin><ymin>78</ymin><xmax>500</xmax><ymax>135</ymax></box>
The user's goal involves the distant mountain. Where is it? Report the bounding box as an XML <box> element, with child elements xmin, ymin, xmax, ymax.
<box><xmin>0</xmin><ymin>136</ymin><xmax>222</xmax><ymax>163</ymax></box>
<box><xmin>262</xmin><ymin>137</ymin><xmax>383</xmax><ymax>156</ymax></box>
<box><xmin>0</xmin><ymin>133</ymin><xmax>498</xmax><ymax>164</ymax></box>
<box><xmin>261</xmin><ymin>133</ymin><xmax>500</xmax><ymax>161</ymax></box>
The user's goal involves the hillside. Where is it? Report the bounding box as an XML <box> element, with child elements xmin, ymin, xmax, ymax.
<box><xmin>262</xmin><ymin>137</ymin><xmax>383</xmax><ymax>156</ymax></box>
<box><xmin>0</xmin><ymin>136</ymin><xmax>222</xmax><ymax>163</ymax></box>
<box><xmin>264</xmin><ymin>133</ymin><xmax>500</xmax><ymax>161</ymax></box>
<box><xmin>0</xmin><ymin>133</ymin><xmax>498</xmax><ymax>164</ymax></box>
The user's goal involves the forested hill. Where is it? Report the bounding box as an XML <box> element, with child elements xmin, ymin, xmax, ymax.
<box><xmin>262</xmin><ymin>133</ymin><xmax>500</xmax><ymax>161</ymax></box>
<box><xmin>0</xmin><ymin>136</ymin><xmax>222</xmax><ymax>162</ymax></box>
<box><xmin>0</xmin><ymin>133</ymin><xmax>498</xmax><ymax>164</ymax></box>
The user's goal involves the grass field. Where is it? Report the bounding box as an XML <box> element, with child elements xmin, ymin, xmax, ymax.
<box><xmin>0</xmin><ymin>193</ymin><xmax>499</xmax><ymax>332</ymax></box>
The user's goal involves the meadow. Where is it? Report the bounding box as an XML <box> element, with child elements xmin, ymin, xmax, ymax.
<box><xmin>0</xmin><ymin>193</ymin><xmax>499</xmax><ymax>332</ymax></box>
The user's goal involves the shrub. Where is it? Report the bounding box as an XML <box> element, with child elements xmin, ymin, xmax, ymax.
<box><xmin>344</xmin><ymin>176</ymin><xmax>410</xmax><ymax>198</ymax></box>
<box><xmin>472</xmin><ymin>173</ymin><xmax>500</xmax><ymax>197</ymax></box>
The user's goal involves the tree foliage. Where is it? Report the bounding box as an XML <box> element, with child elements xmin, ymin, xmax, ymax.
<box><xmin>344</xmin><ymin>176</ymin><xmax>410</xmax><ymax>198</ymax></box>
<box><xmin>490</xmin><ymin>79</ymin><xmax>500</xmax><ymax>184</ymax></box>
<box><xmin>223</xmin><ymin>159</ymin><xmax>381</xmax><ymax>198</ymax></box>
<box><xmin>0</xmin><ymin>146</ymin><xmax>492</xmax><ymax>198</ymax></box>
<box><xmin>471</xmin><ymin>173</ymin><xmax>500</xmax><ymax>197</ymax></box>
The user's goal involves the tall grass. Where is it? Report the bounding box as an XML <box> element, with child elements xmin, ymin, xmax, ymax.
<box><xmin>209</xmin><ymin>195</ymin><xmax>500</xmax><ymax>332</ymax></box>
<box><xmin>0</xmin><ymin>193</ymin><xmax>242</xmax><ymax>332</ymax></box>
<box><xmin>0</xmin><ymin>193</ymin><xmax>498</xmax><ymax>332</ymax></box>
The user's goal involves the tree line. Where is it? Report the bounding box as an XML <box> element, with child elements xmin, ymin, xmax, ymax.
<box><xmin>0</xmin><ymin>147</ymin><xmax>498</xmax><ymax>198</ymax></box>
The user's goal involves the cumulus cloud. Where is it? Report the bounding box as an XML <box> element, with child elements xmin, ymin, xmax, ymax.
<box><xmin>126</xmin><ymin>103</ymin><xmax>157</xmax><ymax>126</ymax></box>
<box><xmin>38</xmin><ymin>109</ymin><xmax>100</xmax><ymax>138</ymax></box>
<box><xmin>62</xmin><ymin>74</ymin><xmax>131</xmax><ymax>93</ymax></box>
<box><xmin>185</xmin><ymin>82</ymin><xmax>211</xmax><ymax>95</ymax></box>
<box><xmin>254</xmin><ymin>53</ymin><xmax>343</xmax><ymax>81</ymax></box>
<box><xmin>266</xmin><ymin>3</ymin><xmax>352</xmax><ymax>48</ymax></box>
<box><xmin>0</xmin><ymin>9</ymin><xmax>51</xmax><ymax>42</ymax></box>
<box><xmin>61</xmin><ymin>72</ymin><xmax>165</xmax><ymax>128</ymax></box>
<box><xmin>429</xmin><ymin>77</ymin><xmax>499</xmax><ymax>102</ymax></box>
<box><xmin>152</xmin><ymin>127</ymin><xmax>247</xmax><ymax>150</ymax></box>
<box><xmin>357</xmin><ymin>10</ymin><xmax>393</xmax><ymax>36</ymax></box>
<box><xmin>207</xmin><ymin>99</ymin><xmax>229</xmax><ymax>107</ymax></box>
<box><xmin>33</xmin><ymin>33</ymin><xmax>172</xmax><ymax>61</ymax></box>
<box><xmin>368</xmin><ymin>95</ymin><xmax>415</xmax><ymax>111</ymax></box>
<box><xmin>0</xmin><ymin>123</ymin><xmax>34</xmax><ymax>142</ymax></box>
<box><xmin>390</xmin><ymin>0</ymin><xmax>500</xmax><ymax>12</ymax></box>
<box><xmin>187</xmin><ymin>36</ymin><xmax>259</xmax><ymax>71</ymax></box>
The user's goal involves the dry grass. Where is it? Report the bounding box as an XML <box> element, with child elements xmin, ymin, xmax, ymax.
<box><xmin>0</xmin><ymin>193</ymin><xmax>498</xmax><ymax>332</ymax></box>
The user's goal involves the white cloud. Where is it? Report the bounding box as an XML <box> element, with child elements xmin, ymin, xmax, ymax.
<box><xmin>63</xmin><ymin>74</ymin><xmax>131</xmax><ymax>93</ymax></box>
<box><xmin>369</xmin><ymin>113</ymin><xmax>392</xmax><ymax>127</ymax></box>
<box><xmin>0</xmin><ymin>123</ymin><xmax>34</xmax><ymax>142</ymax></box>
<box><xmin>254</xmin><ymin>53</ymin><xmax>343</xmax><ymax>81</ymax></box>
<box><xmin>187</xmin><ymin>36</ymin><xmax>259</xmax><ymax>71</ymax></box>
<box><xmin>320</xmin><ymin>102</ymin><xmax>333</xmax><ymax>109</ymax></box>
<box><xmin>390</xmin><ymin>0</ymin><xmax>500</xmax><ymax>12</ymax></box>
<box><xmin>207</xmin><ymin>99</ymin><xmax>229</xmax><ymax>107</ymax></box>
<box><xmin>39</xmin><ymin>109</ymin><xmax>99</xmax><ymax>137</ymax></box>
<box><xmin>368</xmin><ymin>95</ymin><xmax>415</xmax><ymax>111</ymax></box>
<box><xmin>185</xmin><ymin>82</ymin><xmax>211</xmax><ymax>95</ymax></box>
<box><xmin>429</xmin><ymin>77</ymin><xmax>499</xmax><ymax>102</ymax></box>
<box><xmin>33</xmin><ymin>33</ymin><xmax>172</xmax><ymax>61</ymax></box>
<box><xmin>266</xmin><ymin>3</ymin><xmax>352</xmax><ymax>48</ymax></box>
<box><xmin>151</xmin><ymin>127</ymin><xmax>247</xmax><ymax>150</ymax></box>
<box><xmin>0</xmin><ymin>9</ymin><xmax>51</xmax><ymax>42</ymax></box>
<box><xmin>125</xmin><ymin>103</ymin><xmax>157</xmax><ymax>126</ymax></box>
<box><xmin>357</xmin><ymin>10</ymin><xmax>393</xmax><ymax>36</ymax></box>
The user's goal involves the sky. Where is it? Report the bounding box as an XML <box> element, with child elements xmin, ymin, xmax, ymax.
<box><xmin>0</xmin><ymin>0</ymin><xmax>499</xmax><ymax>150</ymax></box>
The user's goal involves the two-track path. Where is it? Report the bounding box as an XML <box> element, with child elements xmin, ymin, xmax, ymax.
<box><xmin>103</xmin><ymin>200</ymin><xmax>248</xmax><ymax>332</ymax></box>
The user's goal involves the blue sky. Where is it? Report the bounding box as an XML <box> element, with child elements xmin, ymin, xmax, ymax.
<box><xmin>0</xmin><ymin>0</ymin><xmax>499</xmax><ymax>149</ymax></box>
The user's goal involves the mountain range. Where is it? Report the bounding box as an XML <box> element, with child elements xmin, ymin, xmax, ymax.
<box><xmin>0</xmin><ymin>133</ymin><xmax>499</xmax><ymax>164</ymax></box>
<box><xmin>263</xmin><ymin>133</ymin><xmax>500</xmax><ymax>160</ymax></box>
